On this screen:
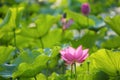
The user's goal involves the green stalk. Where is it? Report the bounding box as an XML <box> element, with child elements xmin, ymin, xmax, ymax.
<box><xmin>71</xmin><ymin>64</ymin><xmax>73</xmax><ymax>79</ymax></box>
<box><xmin>39</xmin><ymin>37</ymin><xmax>49</xmax><ymax>80</ymax></box>
<box><xmin>10</xmin><ymin>77</ymin><xmax>12</xmax><ymax>80</ymax></box>
<box><xmin>13</xmin><ymin>28</ymin><xmax>17</xmax><ymax>59</ymax></box>
<box><xmin>87</xmin><ymin>15</ymin><xmax>89</xmax><ymax>27</ymax></box>
<box><xmin>13</xmin><ymin>28</ymin><xmax>16</xmax><ymax>50</ymax></box>
<box><xmin>87</xmin><ymin>61</ymin><xmax>90</xmax><ymax>74</ymax></box>
<box><xmin>34</xmin><ymin>76</ymin><xmax>37</xmax><ymax>80</ymax></box>
<box><xmin>84</xmin><ymin>15</ymin><xmax>89</xmax><ymax>44</ymax></box>
<box><xmin>13</xmin><ymin>7</ymin><xmax>18</xmax><ymax>58</ymax></box>
<box><xmin>116</xmin><ymin>70</ymin><xmax>119</xmax><ymax>80</ymax></box>
<box><xmin>74</xmin><ymin>63</ymin><xmax>77</xmax><ymax>80</ymax></box>
<box><xmin>39</xmin><ymin>37</ymin><xmax>44</xmax><ymax>49</ymax></box>
<box><xmin>16</xmin><ymin>77</ymin><xmax>20</xmax><ymax>80</ymax></box>
<box><xmin>46</xmin><ymin>62</ymin><xmax>49</xmax><ymax>80</ymax></box>
<box><xmin>62</xmin><ymin>62</ymin><xmax>65</xmax><ymax>74</ymax></box>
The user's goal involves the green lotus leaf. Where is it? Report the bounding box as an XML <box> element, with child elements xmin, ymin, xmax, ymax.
<box><xmin>91</xmin><ymin>49</ymin><xmax>120</xmax><ymax>76</ymax></box>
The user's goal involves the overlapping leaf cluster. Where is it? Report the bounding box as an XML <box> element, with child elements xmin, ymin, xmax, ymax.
<box><xmin>0</xmin><ymin>0</ymin><xmax>120</xmax><ymax>80</ymax></box>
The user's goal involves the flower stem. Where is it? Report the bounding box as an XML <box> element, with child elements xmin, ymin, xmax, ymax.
<box><xmin>71</xmin><ymin>64</ymin><xmax>73</xmax><ymax>79</ymax></box>
<box><xmin>34</xmin><ymin>76</ymin><xmax>37</xmax><ymax>80</ymax></box>
<box><xmin>87</xmin><ymin>15</ymin><xmax>89</xmax><ymax>27</ymax></box>
<box><xmin>87</xmin><ymin>61</ymin><xmax>90</xmax><ymax>74</ymax></box>
<box><xmin>74</xmin><ymin>63</ymin><xmax>77</xmax><ymax>80</ymax></box>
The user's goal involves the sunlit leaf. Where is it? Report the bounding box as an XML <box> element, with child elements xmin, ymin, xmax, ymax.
<box><xmin>12</xmin><ymin>55</ymin><xmax>49</xmax><ymax>78</ymax></box>
<box><xmin>72</xmin><ymin>30</ymin><xmax>98</xmax><ymax>49</ymax></box>
<box><xmin>0</xmin><ymin>46</ymin><xmax>14</xmax><ymax>64</ymax></box>
<box><xmin>35</xmin><ymin>14</ymin><xmax>59</xmax><ymax>37</ymax></box>
<box><xmin>42</xmin><ymin>29</ymin><xmax>62</xmax><ymax>48</ymax></box>
<box><xmin>105</xmin><ymin>15</ymin><xmax>120</xmax><ymax>36</ymax></box>
<box><xmin>0</xmin><ymin>7</ymin><xmax>24</xmax><ymax>31</ymax></box>
<box><xmin>101</xmin><ymin>36</ymin><xmax>120</xmax><ymax>49</ymax></box>
<box><xmin>91</xmin><ymin>49</ymin><xmax>120</xmax><ymax>76</ymax></box>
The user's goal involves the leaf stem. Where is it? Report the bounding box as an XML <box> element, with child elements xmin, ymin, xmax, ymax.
<box><xmin>13</xmin><ymin>28</ymin><xmax>17</xmax><ymax>50</ymax></box>
<box><xmin>13</xmin><ymin>28</ymin><xmax>17</xmax><ymax>59</ymax></box>
<box><xmin>39</xmin><ymin>37</ymin><xmax>44</xmax><ymax>49</ymax></box>
<box><xmin>39</xmin><ymin>37</ymin><xmax>49</xmax><ymax>80</ymax></box>
<box><xmin>10</xmin><ymin>77</ymin><xmax>12</xmax><ymax>80</ymax></box>
<box><xmin>46</xmin><ymin>62</ymin><xmax>49</xmax><ymax>80</ymax></box>
<box><xmin>16</xmin><ymin>77</ymin><xmax>20</xmax><ymax>80</ymax></box>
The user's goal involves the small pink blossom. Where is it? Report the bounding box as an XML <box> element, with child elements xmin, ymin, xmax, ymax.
<box><xmin>61</xmin><ymin>13</ymin><xmax>73</xmax><ymax>30</ymax></box>
<box><xmin>60</xmin><ymin>45</ymin><xmax>89</xmax><ymax>64</ymax></box>
<box><xmin>62</xmin><ymin>19</ymin><xmax>73</xmax><ymax>30</ymax></box>
<box><xmin>81</xmin><ymin>3</ymin><xmax>90</xmax><ymax>16</ymax></box>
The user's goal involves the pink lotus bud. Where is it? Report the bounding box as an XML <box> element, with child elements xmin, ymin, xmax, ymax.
<box><xmin>60</xmin><ymin>45</ymin><xmax>89</xmax><ymax>65</ymax></box>
<box><xmin>81</xmin><ymin>3</ymin><xmax>90</xmax><ymax>16</ymax></box>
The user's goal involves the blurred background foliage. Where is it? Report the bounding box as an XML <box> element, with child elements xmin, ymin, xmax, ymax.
<box><xmin>0</xmin><ymin>0</ymin><xmax>120</xmax><ymax>80</ymax></box>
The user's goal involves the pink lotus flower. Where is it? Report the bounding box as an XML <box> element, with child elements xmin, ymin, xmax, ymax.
<box><xmin>60</xmin><ymin>45</ymin><xmax>89</xmax><ymax>64</ymax></box>
<box><xmin>81</xmin><ymin>3</ymin><xmax>90</xmax><ymax>16</ymax></box>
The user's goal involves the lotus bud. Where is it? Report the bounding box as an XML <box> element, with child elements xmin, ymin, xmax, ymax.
<box><xmin>81</xmin><ymin>3</ymin><xmax>90</xmax><ymax>16</ymax></box>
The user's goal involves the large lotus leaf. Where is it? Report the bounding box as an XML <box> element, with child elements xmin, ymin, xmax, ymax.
<box><xmin>91</xmin><ymin>49</ymin><xmax>120</xmax><ymax>76</ymax></box>
<box><xmin>11</xmin><ymin>35</ymin><xmax>34</xmax><ymax>48</ymax></box>
<box><xmin>71</xmin><ymin>30</ymin><xmax>98</xmax><ymax>49</ymax></box>
<box><xmin>13</xmin><ymin>49</ymin><xmax>40</xmax><ymax>66</ymax></box>
<box><xmin>18</xmin><ymin>73</ymin><xmax>46</xmax><ymax>80</ymax></box>
<box><xmin>0</xmin><ymin>31</ymin><xmax>14</xmax><ymax>45</ymax></box>
<box><xmin>48</xmin><ymin>72</ymin><xmax>67</xmax><ymax>80</ymax></box>
<box><xmin>62</xmin><ymin>30</ymin><xmax>73</xmax><ymax>42</ymax></box>
<box><xmin>35</xmin><ymin>14</ymin><xmax>60</xmax><ymax>37</ymax></box>
<box><xmin>20</xmin><ymin>14</ymin><xmax>60</xmax><ymax>38</ymax></box>
<box><xmin>105</xmin><ymin>15</ymin><xmax>120</xmax><ymax>36</ymax></box>
<box><xmin>101</xmin><ymin>36</ymin><xmax>120</xmax><ymax>49</ymax></box>
<box><xmin>0</xmin><ymin>76</ymin><xmax>9</xmax><ymax>80</ymax></box>
<box><xmin>51</xmin><ymin>46</ymin><xmax>61</xmax><ymax>58</ymax></box>
<box><xmin>0</xmin><ymin>9</ymin><xmax>11</xmax><ymax>28</ymax></box>
<box><xmin>109</xmin><ymin>76</ymin><xmax>120</xmax><ymax>80</ymax></box>
<box><xmin>0</xmin><ymin>46</ymin><xmax>14</xmax><ymax>64</ymax></box>
<box><xmin>20</xmin><ymin>27</ymin><xmax>40</xmax><ymax>38</ymax></box>
<box><xmin>19</xmin><ymin>29</ymin><xmax>62</xmax><ymax>48</ymax></box>
<box><xmin>0</xmin><ymin>7</ymin><xmax>24</xmax><ymax>31</ymax></box>
<box><xmin>0</xmin><ymin>7</ymin><xmax>24</xmax><ymax>45</ymax></box>
<box><xmin>36</xmin><ymin>73</ymin><xmax>46</xmax><ymax>80</ymax></box>
<box><xmin>42</xmin><ymin>29</ymin><xmax>62</xmax><ymax>48</ymax></box>
<box><xmin>49</xmin><ymin>47</ymin><xmax>61</xmax><ymax>68</ymax></box>
<box><xmin>19</xmin><ymin>77</ymin><xmax>34</xmax><ymax>80</ymax></box>
<box><xmin>89</xmin><ymin>15</ymin><xmax>105</xmax><ymax>31</ymax></box>
<box><xmin>93</xmin><ymin>71</ymin><xmax>109</xmax><ymax>80</ymax></box>
<box><xmin>12</xmin><ymin>55</ymin><xmax>49</xmax><ymax>78</ymax></box>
